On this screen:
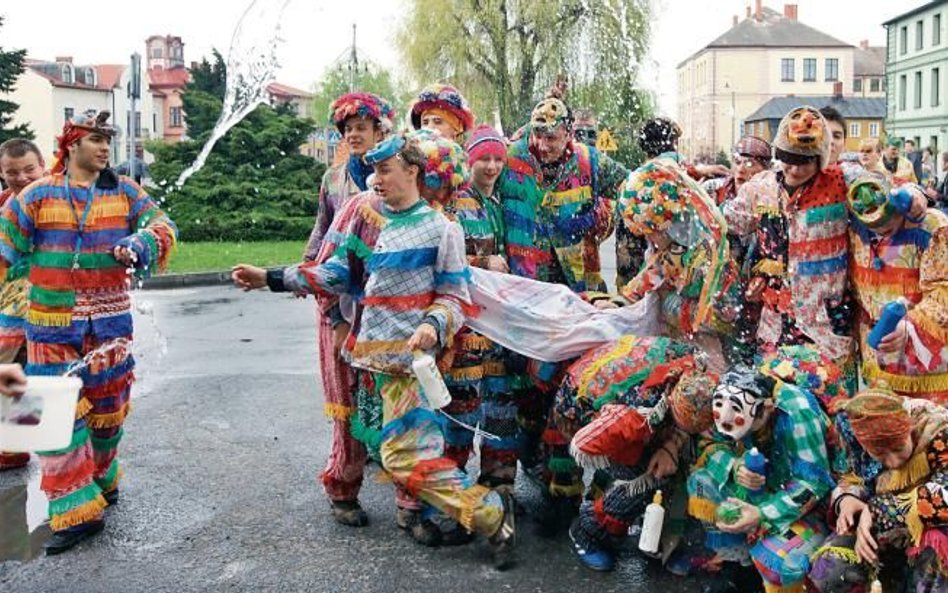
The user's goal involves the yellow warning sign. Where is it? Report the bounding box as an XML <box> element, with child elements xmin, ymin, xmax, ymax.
<box><xmin>596</xmin><ymin>129</ymin><xmax>618</xmax><ymax>152</ymax></box>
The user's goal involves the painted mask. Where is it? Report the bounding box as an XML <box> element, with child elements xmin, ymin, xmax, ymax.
<box><xmin>712</xmin><ymin>383</ymin><xmax>760</xmax><ymax>441</ymax></box>
<box><xmin>786</xmin><ymin>107</ymin><xmax>825</xmax><ymax>151</ymax></box>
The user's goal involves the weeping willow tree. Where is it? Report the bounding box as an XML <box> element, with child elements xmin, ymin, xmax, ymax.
<box><xmin>395</xmin><ymin>0</ymin><xmax>654</xmax><ymax>146</ymax></box>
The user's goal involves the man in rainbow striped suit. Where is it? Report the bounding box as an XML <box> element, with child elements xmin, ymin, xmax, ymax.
<box><xmin>0</xmin><ymin>110</ymin><xmax>177</xmax><ymax>554</ymax></box>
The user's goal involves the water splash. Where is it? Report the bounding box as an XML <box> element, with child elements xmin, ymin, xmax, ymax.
<box><xmin>174</xmin><ymin>0</ymin><xmax>292</xmax><ymax>189</ymax></box>
<box><xmin>63</xmin><ymin>339</ymin><xmax>131</xmax><ymax>378</ymax></box>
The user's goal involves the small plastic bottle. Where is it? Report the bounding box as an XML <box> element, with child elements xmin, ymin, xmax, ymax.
<box><xmin>744</xmin><ymin>447</ymin><xmax>767</xmax><ymax>499</ymax></box>
<box><xmin>411</xmin><ymin>351</ymin><xmax>452</xmax><ymax>409</ymax></box>
<box><xmin>867</xmin><ymin>298</ymin><xmax>909</xmax><ymax>349</ymax></box>
<box><xmin>638</xmin><ymin>490</ymin><xmax>665</xmax><ymax>554</ymax></box>
<box><xmin>869</xmin><ymin>579</ymin><xmax>882</xmax><ymax>593</ymax></box>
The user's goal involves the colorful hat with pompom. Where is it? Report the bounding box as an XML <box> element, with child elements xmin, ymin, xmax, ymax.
<box><xmin>407</xmin><ymin>128</ymin><xmax>469</xmax><ymax>191</ymax></box>
<box><xmin>329</xmin><ymin>92</ymin><xmax>396</xmax><ymax>134</ymax></box>
<box><xmin>410</xmin><ymin>84</ymin><xmax>475</xmax><ymax>135</ymax></box>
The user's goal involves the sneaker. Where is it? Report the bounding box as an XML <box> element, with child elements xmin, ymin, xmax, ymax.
<box><xmin>44</xmin><ymin>520</ymin><xmax>105</xmax><ymax>555</ymax></box>
<box><xmin>489</xmin><ymin>491</ymin><xmax>517</xmax><ymax>570</ymax></box>
<box><xmin>395</xmin><ymin>507</ymin><xmax>418</xmax><ymax>530</ymax></box>
<box><xmin>329</xmin><ymin>499</ymin><xmax>368</xmax><ymax>527</ymax></box>
<box><xmin>409</xmin><ymin>519</ymin><xmax>442</xmax><ymax>547</ymax></box>
<box><xmin>103</xmin><ymin>489</ymin><xmax>120</xmax><ymax>507</ymax></box>
<box><xmin>568</xmin><ymin>520</ymin><xmax>616</xmax><ymax>572</ymax></box>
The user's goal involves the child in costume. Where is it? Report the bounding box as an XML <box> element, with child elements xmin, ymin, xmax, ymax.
<box><xmin>409</xmin><ymin>83</ymin><xmax>475</xmax><ymax>143</ymax></box>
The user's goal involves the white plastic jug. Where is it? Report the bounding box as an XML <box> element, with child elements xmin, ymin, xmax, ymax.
<box><xmin>411</xmin><ymin>352</ymin><xmax>452</xmax><ymax>409</ymax></box>
<box><xmin>0</xmin><ymin>376</ymin><xmax>82</xmax><ymax>452</ymax></box>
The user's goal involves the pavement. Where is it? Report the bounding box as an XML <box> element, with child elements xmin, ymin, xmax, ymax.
<box><xmin>0</xmin><ymin>239</ymin><xmax>714</xmax><ymax>593</ymax></box>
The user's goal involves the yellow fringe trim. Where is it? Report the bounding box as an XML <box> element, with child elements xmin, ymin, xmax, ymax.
<box><xmin>75</xmin><ymin>397</ymin><xmax>92</xmax><ymax>419</ymax></box>
<box><xmin>541</xmin><ymin>185</ymin><xmax>592</xmax><ymax>208</ymax></box>
<box><xmin>763</xmin><ymin>582</ymin><xmax>803</xmax><ymax>593</ymax></box>
<box><xmin>89</xmin><ymin>199</ymin><xmax>129</xmax><ymax>221</ymax></box>
<box><xmin>358</xmin><ymin>202</ymin><xmax>388</xmax><ymax>230</ymax></box>
<box><xmin>27</xmin><ymin>309</ymin><xmax>72</xmax><ymax>327</ymax></box>
<box><xmin>909</xmin><ymin>308</ymin><xmax>948</xmax><ymax>344</ymax></box>
<box><xmin>482</xmin><ymin>361</ymin><xmax>505</xmax><ymax>377</ymax></box>
<box><xmin>753</xmin><ymin>259</ymin><xmax>785</xmax><ymax>276</ymax></box>
<box><xmin>755</xmin><ymin>204</ymin><xmax>781</xmax><ymax>217</ymax></box>
<box><xmin>814</xmin><ymin>544</ymin><xmax>861</xmax><ymax>565</ymax></box>
<box><xmin>445</xmin><ymin>364</ymin><xmax>484</xmax><ymax>382</ymax></box>
<box><xmin>896</xmin><ymin>488</ymin><xmax>925</xmax><ymax>546</ymax></box>
<box><xmin>350</xmin><ymin>340</ymin><xmax>409</xmax><ymax>357</ymax></box>
<box><xmin>459</xmin><ymin>334</ymin><xmax>491</xmax><ymax>351</ymax></box>
<box><xmin>687</xmin><ymin>496</ymin><xmax>718</xmax><ymax>522</ymax></box>
<box><xmin>862</xmin><ymin>358</ymin><xmax>948</xmax><ymax>395</ymax></box>
<box><xmin>323</xmin><ymin>403</ymin><xmax>354</xmax><ymax>420</ymax></box>
<box><xmin>86</xmin><ymin>402</ymin><xmax>130</xmax><ymax>429</ymax></box>
<box><xmin>37</xmin><ymin>205</ymin><xmax>80</xmax><ymax>225</ymax></box>
<box><xmin>458</xmin><ymin>483</ymin><xmax>491</xmax><ymax>532</ymax></box>
<box><xmin>549</xmin><ymin>482</ymin><xmax>585</xmax><ymax>498</ymax></box>
<box><xmin>877</xmin><ymin>450</ymin><xmax>930</xmax><ymax>493</ymax></box>
<box><xmin>50</xmin><ymin>497</ymin><xmax>106</xmax><ymax>531</ymax></box>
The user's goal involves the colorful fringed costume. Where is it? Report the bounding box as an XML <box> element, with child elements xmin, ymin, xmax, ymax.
<box><xmin>687</xmin><ymin>380</ymin><xmax>834</xmax><ymax>593</ymax></box>
<box><xmin>552</xmin><ymin>335</ymin><xmax>717</xmax><ymax>564</ymax></box>
<box><xmin>274</xmin><ymin>193</ymin><xmax>504</xmax><ymax>535</ymax></box>
<box><xmin>0</xmin><ymin>170</ymin><xmax>176</xmax><ymax>531</ymax></box>
<box><xmin>849</xmin><ymin>208</ymin><xmax>948</xmax><ymax>404</ymax></box>
<box><xmin>808</xmin><ymin>394</ymin><xmax>948</xmax><ymax>593</ymax></box>
<box><xmin>724</xmin><ymin>165</ymin><xmax>856</xmax><ymax>387</ymax></box>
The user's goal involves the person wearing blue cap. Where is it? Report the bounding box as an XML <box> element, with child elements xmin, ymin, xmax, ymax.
<box><xmin>232</xmin><ymin>133</ymin><xmax>518</xmax><ymax>570</ymax></box>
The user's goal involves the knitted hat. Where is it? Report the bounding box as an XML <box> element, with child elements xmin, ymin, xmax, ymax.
<box><xmin>52</xmin><ymin>109</ymin><xmax>117</xmax><ymax>174</ymax></box>
<box><xmin>668</xmin><ymin>369</ymin><xmax>718</xmax><ymax>434</ymax></box>
<box><xmin>838</xmin><ymin>387</ymin><xmax>911</xmax><ymax>455</ymax></box>
<box><xmin>407</xmin><ymin>128</ymin><xmax>469</xmax><ymax>191</ymax></box>
<box><xmin>329</xmin><ymin>92</ymin><xmax>396</xmax><ymax>134</ymax></box>
<box><xmin>530</xmin><ymin>97</ymin><xmax>572</xmax><ymax>132</ymax></box>
<box><xmin>410</xmin><ymin>84</ymin><xmax>475</xmax><ymax>134</ymax></box>
<box><xmin>637</xmin><ymin>117</ymin><xmax>682</xmax><ymax>157</ymax></box>
<box><xmin>735</xmin><ymin>136</ymin><xmax>772</xmax><ymax>162</ymax></box>
<box><xmin>772</xmin><ymin>106</ymin><xmax>832</xmax><ymax>170</ymax></box>
<box><xmin>464</xmin><ymin>124</ymin><xmax>507</xmax><ymax>164</ymax></box>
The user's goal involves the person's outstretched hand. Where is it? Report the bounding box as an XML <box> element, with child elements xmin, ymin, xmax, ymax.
<box><xmin>0</xmin><ymin>364</ymin><xmax>27</xmax><ymax>398</ymax></box>
<box><xmin>231</xmin><ymin>264</ymin><xmax>268</xmax><ymax>291</ymax></box>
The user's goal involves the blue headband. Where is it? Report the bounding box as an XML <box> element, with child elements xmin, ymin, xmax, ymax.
<box><xmin>364</xmin><ymin>135</ymin><xmax>406</xmax><ymax>165</ymax></box>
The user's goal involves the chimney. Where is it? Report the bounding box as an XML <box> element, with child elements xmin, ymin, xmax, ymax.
<box><xmin>833</xmin><ymin>81</ymin><xmax>843</xmax><ymax>99</ymax></box>
<box><xmin>860</xmin><ymin>39</ymin><xmax>869</xmax><ymax>49</ymax></box>
<box><xmin>755</xmin><ymin>0</ymin><xmax>763</xmax><ymax>21</ymax></box>
<box><xmin>783</xmin><ymin>4</ymin><xmax>798</xmax><ymax>20</ymax></box>
<box><xmin>55</xmin><ymin>56</ymin><xmax>73</xmax><ymax>64</ymax></box>
<box><xmin>733</xmin><ymin>14</ymin><xmax>739</xmax><ymax>26</ymax></box>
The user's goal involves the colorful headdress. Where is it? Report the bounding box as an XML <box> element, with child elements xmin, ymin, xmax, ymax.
<box><xmin>637</xmin><ymin>117</ymin><xmax>681</xmax><ymax>157</ymax></box>
<box><xmin>837</xmin><ymin>387</ymin><xmax>911</xmax><ymax>455</ymax></box>
<box><xmin>772</xmin><ymin>106</ymin><xmax>832</xmax><ymax>170</ymax></box>
<box><xmin>464</xmin><ymin>124</ymin><xmax>507</xmax><ymax>164</ymax></box>
<box><xmin>363</xmin><ymin>134</ymin><xmax>406</xmax><ymax>166</ymax></box>
<box><xmin>619</xmin><ymin>156</ymin><xmax>729</xmax><ymax>330</ymax></box>
<box><xmin>847</xmin><ymin>173</ymin><xmax>905</xmax><ymax>229</ymax></box>
<box><xmin>668</xmin><ymin>368</ymin><xmax>718</xmax><ymax>434</ymax></box>
<box><xmin>530</xmin><ymin>97</ymin><xmax>572</xmax><ymax>132</ymax></box>
<box><xmin>407</xmin><ymin>128</ymin><xmax>469</xmax><ymax>191</ymax></box>
<box><xmin>329</xmin><ymin>92</ymin><xmax>395</xmax><ymax>134</ymax></box>
<box><xmin>759</xmin><ymin>345</ymin><xmax>847</xmax><ymax>413</ymax></box>
<box><xmin>735</xmin><ymin>136</ymin><xmax>772</xmax><ymax>162</ymax></box>
<box><xmin>52</xmin><ymin>109</ymin><xmax>116</xmax><ymax>174</ymax></box>
<box><xmin>410</xmin><ymin>84</ymin><xmax>475</xmax><ymax>134</ymax></box>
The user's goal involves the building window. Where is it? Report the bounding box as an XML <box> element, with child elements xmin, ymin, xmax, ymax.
<box><xmin>854</xmin><ymin>78</ymin><xmax>863</xmax><ymax>93</ymax></box>
<box><xmin>153</xmin><ymin>113</ymin><xmax>158</xmax><ymax>132</ymax></box>
<box><xmin>60</xmin><ymin>64</ymin><xmax>73</xmax><ymax>84</ymax></box>
<box><xmin>850</xmin><ymin>122</ymin><xmax>861</xmax><ymax>138</ymax></box>
<box><xmin>825</xmin><ymin>58</ymin><xmax>839</xmax><ymax>81</ymax></box>
<box><xmin>870</xmin><ymin>78</ymin><xmax>881</xmax><ymax>92</ymax></box>
<box><xmin>900</xmin><ymin>74</ymin><xmax>907</xmax><ymax>110</ymax></box>
<box><xmin>151</xmin><ymin>47</ymin><xmax>162</xmax><ymax>58</ymax></box>
<box><xmin>170</xmin><ymin>107</ymin><xmax>183</xmax><ymax>128</ymax></box>
<box><xmin>934</xmin><ymin>68</ymin><xmax>942</xmax><ymax>106</ymax></box>
<box><xmin>936</xmin><ymin>14</ymin><xmax>943</xmax><ymax>45</ymax></box>
<box><xmin>901</xmin><ymin>26</ymin><xmax>908</xmax><ymax>54</ymax></box>
<box><xmin>781</xmin><ymin>58</ymin><xmax>795</xmax><ymax>81</ymax></box>
<box><xmin>63</xmin><ymin>107</ymin><xmax>74</xmax><ymax>123</ymax></box>
<box><xmin>803</xmin><ymin>58</ymin><xmax>816</xmax><ymax>81</ymax></box>
<box><xmin>917</xmin><ymin>20</ymin><xmax>924</xmax><ymax>50</ymax></box>
<box><xmin>915</xmin><ymin>70</ymin><xmax>923</xmax><ymax>108</ymax></box>
<box><xmin>869</xmin><ymin>122</ymin><xmax>879</xmax><ymax>137</ymax></box>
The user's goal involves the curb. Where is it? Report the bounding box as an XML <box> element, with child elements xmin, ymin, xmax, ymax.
<box><xmin>142</xmin><ymin>271</ymin><xmax>233</xmax><ymax>290</ymax></box>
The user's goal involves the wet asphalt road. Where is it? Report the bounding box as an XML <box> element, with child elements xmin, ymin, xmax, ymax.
<box><xmin>0</xmin><ymin>241</ymin><xmax>713</xmax><ymax>593</ymax></box>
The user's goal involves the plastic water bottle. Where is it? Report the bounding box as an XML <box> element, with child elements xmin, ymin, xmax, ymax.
<box><xmin>411</xmin><ymin>352</ymin><xmax>452</xmax><ymax>409</ymax></box>
<box><xmin>744</xmin><ymin>447</ymin><xmax>767</xmax><ymax>498</ymax></box>
<box><xmin>867</xmin><ymin>298</ymin><xmax>909</xmax><ymax>349</ymax></box>
<box><xmin>869</xmin><ymin>580</ymin><xmax>882</xmax><ymax>593</ymax></box>
<box><xmin>638</xmin><ymin>490</ymin><xmax>665</xmax><ymax>554</ymax></box>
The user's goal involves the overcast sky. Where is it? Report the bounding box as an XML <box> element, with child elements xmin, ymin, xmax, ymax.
<box><xmin>0</xmin><ymin>0</ymin><xmax>924</xmax><ymax>116</ymax></box>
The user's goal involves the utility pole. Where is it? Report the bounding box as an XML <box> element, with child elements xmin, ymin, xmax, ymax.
<box><xmin>348</xmin><ymin>23</ymin><xmax>358</xmax><ymax>92</ymax></box>
<box><xmin>128</xmin><ymin>52</ymin><xmax>141</xmax><ymax>183</ymax></box>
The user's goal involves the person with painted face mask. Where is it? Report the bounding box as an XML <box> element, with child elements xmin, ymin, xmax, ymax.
<box><xmin>846</xmin><ymin>173</ymin><xmax>948</xmax><ymax>404</ymax></box>
<box><xmin>301</xmin><ymin>92</ymin><xmax>395</xmax><ymax>528</ymax></box>
<box><xmin>807</xmin><ymin>388</ymin><xmax>948</xmax><ymax>593</ymax></box>
<box><xmin>687</xmin><ymin>367</ymin><xmax>834</xmax><ymax>593</ymax></box>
